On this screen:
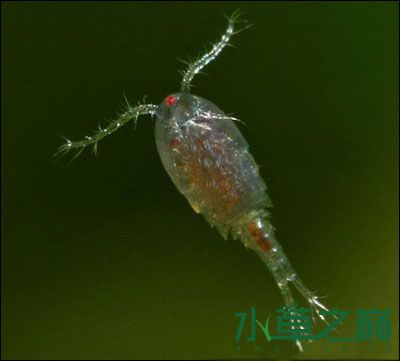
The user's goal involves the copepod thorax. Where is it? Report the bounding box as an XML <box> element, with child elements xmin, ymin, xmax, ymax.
<box><xmin>155</xmin><ymin>92</ymin><xmax>272</xmax><ymax>239</ymax></box>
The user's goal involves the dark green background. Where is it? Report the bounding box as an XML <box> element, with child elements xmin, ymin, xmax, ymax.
<box><xmin>2</xmin><ymin>1</ymin><xmax>398</xmax><ymax>360</ymax></box>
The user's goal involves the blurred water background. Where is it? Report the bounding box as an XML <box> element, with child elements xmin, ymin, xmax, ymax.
<box><xmin>2</xmin><ymin>2</ymin><xmax>398</xmax><ymax>360</ymax></box>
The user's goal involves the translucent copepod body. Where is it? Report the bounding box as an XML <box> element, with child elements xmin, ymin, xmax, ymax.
<box><xmin>155</xmin><ymin>92</ymin><xmax>326</xmax><ymax>339</ymax></box>
<box><xmin>155</xmin><ymin>93</ymin><xmax>272</xmax><ymax>240</ymax></box>
<box><xmin>56</xmin><ymin>12</ymin><xmax>336</xmax><ymax>351</ymax></box>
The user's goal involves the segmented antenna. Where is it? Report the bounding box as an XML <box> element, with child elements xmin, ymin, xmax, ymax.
<box><xmin>54</xmin><ymin>100</ymin><xmax>158</xmax><ymax>163</ymax></box>
<box><xmin>55</xmin><ymin>10</ymin><xmax>249</xmax><ymax>163</ymax></box>
<box><xmin>180</xmin><ymin>10</ymin><xmax>251</xmax><ymax>93</ymax></box>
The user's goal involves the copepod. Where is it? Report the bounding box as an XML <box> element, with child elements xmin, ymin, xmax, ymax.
<box><xmin>55</xmin><ymin>11</ymin><xmax>336</xmax><ymax>351</ymax></box>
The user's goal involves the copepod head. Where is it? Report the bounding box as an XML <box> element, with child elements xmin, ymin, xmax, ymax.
<box><xmin>157</xmin><ymin>93</ymin><xmax>198</xmax><ymax>126</ymax></box>
<box><xmin>157</xmin><ymin>93</ymin><xmax>223</xmax><ymax>127</ymax></box>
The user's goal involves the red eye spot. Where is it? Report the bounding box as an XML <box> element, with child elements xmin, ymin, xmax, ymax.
<box><xmin>166</xmin><ymin>95</ymin><xmax>176</xmax><ymax>107</ymax></box>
